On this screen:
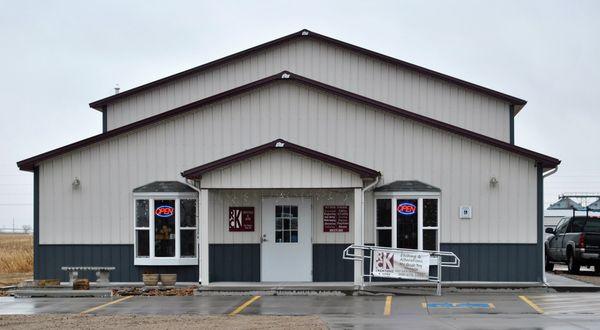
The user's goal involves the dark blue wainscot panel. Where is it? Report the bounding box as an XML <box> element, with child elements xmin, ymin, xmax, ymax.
<box><xmin>312</xmin><ymin>244</ymin><xmax>354</xmax><ymax>282</ymax></box>
<box><xmin>36</xmin><ymin>245</ymin><xmax>198</xmax><ymax>282</ymax></box>
<box><xmin>209</xmin><ymin>244</ymin><xmax>260</xmax><ymax>282</ymax></box>
<box><xmin>440</xmin><ymin>243</ymin><xmax>541</xmax><ymax>282</ymax></box>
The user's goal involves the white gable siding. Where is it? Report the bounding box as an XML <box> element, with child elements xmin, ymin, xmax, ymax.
<box><xmin>39</xmin><ymin>81</ymin><xmax>535</xmax><ymax>245</ymax></box>
<box><xmin>199</xmin><ymin>149</ymin><xmax>364</xmax><ymax>189</ymax></box>
<box><xmin>106</xmin><ymin>37</ymin><xmax>511</xmax><ymax>142</ymax></box>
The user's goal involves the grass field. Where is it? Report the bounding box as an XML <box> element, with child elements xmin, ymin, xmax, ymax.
<box><xmin>0</xmin><ymin>234</ymin><xmax>33</xmax><ymax>286</ymax></box>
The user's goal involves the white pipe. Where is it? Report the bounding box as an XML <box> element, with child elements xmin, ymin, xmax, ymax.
<box><xmin>543</xmin><ymin>166</ymin><xmax>558</xmax><ymax>178</ymax></box>
<box><xmin>361</xmin><ymin>176</ymin><xmax>380</xmax><ymax>246</ymax></box>
<box><xmin>182</xmin><ymin>179</ymin><xmax>202</xmax><ymax>284</ymax></box>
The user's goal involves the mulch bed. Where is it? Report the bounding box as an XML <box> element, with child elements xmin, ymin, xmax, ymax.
<box><xmin>112</xmin><ymin>286</ymin><xmax>196</xmax><ymax>296</ymax></box>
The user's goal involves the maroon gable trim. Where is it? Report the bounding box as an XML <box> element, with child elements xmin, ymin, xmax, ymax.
<box><xmin>181</xmin><ymin>139</ymin><xmax>381</xmax><ymax>180</ymax></box>
<box><xmin>18</xmin><ymin>71</ymin><xmax>559</xmax><ymax>172</ymax></box>
<box><xmin>89</xmin><ymin>29</ymin><xmax>526</xmax><ymax>111</ymax></box>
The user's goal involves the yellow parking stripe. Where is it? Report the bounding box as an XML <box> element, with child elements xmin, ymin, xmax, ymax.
<box><xmin>519</xmin><ymin>295</ymin><xmax>544</xmax><ymax>314</ymax></box>
<box><xmin>384</xmin><ymin>296</ymin><xmax>392</xmax><ymax>316</ymax></box>
<box><xmin>229</xmin><ymin>295</ymin><xmax>261</xmax><ymax>316</ymax></box>
<box><xmin>80</xmin><ymin>295</ymin><xmax>133</xmax><ymax>314</ymax></box>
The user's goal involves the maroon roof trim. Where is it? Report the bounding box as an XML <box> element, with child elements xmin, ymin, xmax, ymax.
<box><xmin>89</xmin><ymin>29</ymin><xmax>526</xmax><ymax>111</ymax></box>
<box><xmin>181</xmin><ymin>139</ymin><xmax>381</xmax><ymax>180</ymax></box>
<box><xmin>18</xmin><ymin>71</ymin><xmax>559</xmax><ymax>172</ymax></box>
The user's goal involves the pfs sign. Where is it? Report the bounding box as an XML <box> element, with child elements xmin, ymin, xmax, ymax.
<box><xmin>229</xmin><ymin>207</ymin><xmax>255</xmax><ymax>232</ymax></box>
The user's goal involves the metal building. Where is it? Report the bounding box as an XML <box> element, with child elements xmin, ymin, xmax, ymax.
<box><xmin>17</xmin><ymin>29</ymin><xmax>560</xmax><ymax>284</ymax></box>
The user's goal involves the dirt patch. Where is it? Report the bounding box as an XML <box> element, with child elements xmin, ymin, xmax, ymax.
<box><xmin>0</xmin><ymin>273</ymin><xmax>32</xmax><ymax>286</ymax></box>
<box><xmin>0</xmin><ymin>314</ymin><xmax>326</xmax><ymax>329</ymax></box>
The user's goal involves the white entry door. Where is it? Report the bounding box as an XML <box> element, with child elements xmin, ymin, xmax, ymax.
<box><xmin>261</xmin><ymin>197</ymin><xmax>312</xmax><ymax>281</ymax></box>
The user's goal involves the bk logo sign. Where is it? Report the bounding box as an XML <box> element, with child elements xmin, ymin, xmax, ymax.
<box><xmin>155</xmin><ymin>205</ymin><xmax>174</xmax><ymax>218</ymax></box>
<box><xmin>397</xmin><ymin>202</ymin><xmax>416</xmax><ymax>215</ymax></box>
<box><xmin>376</xmin><ymin>251</ymin><xmax>394</xmax><ymax>270</ymax></box>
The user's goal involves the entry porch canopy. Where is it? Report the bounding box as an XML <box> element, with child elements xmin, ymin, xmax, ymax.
<box><xmin>180</xmin><ymin>138</ymin><xmax>380</xmax><ymax>284</ymax></box>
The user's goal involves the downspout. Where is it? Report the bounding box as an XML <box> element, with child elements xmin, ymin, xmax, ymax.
<box><xmin>183</xmin><ymin>178</ymin><xmax>202</xmax><ymax>283</ymax></box>
<box><xmin>540</xmin><ymin>166</ymin><xmax>558</xmax><ymax>284</ymax></box>
<box><xmin>362</xmin><ymin>176</ymin><xmax>380</xmax><ymax>247</ymax></box>
<box><xmin>543</xmin><ymin>166</ymin><xmax>558</xmax><ymax>178</ymax></box>
<box><xmin>358</xmin><ymin>175</ymin><xmax>379</xmax><ymax>287</ymax></box>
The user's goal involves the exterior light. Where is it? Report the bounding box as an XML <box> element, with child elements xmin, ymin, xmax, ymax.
<box><xmin>72</xmin><ymin>177</ymin><xmax>81</xmax><ymax>189</ymax></box>
<box><xmin>489</xmin><ymin>177</ymin><xmax>498</xmax><ymax>188</ymax></box>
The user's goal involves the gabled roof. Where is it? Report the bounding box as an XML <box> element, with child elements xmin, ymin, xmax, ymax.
<box><xmin>17</xmin><ymin>71</ymin><xmax>559</xmax><ymax>172</ymax></box>
<box><xmin>181</xmin><ymin>138</ymin><xmax>381</xmax><ymax>180</ymax></box>
<box><xmin>89</xmin><ymin>29</ymin><xmax>526</xmax><ymax>112</ymax></box>
<box><xmin>374</xmin><ymin>180</ymin><xmax>441</xmax><ymax>193</ymax></box>
<box><xmin>133</xmin><ymin>181</ymin><xmax>197</xmax><ymax>193</ymax></box>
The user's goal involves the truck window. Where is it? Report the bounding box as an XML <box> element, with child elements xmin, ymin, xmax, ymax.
<box><xmin>569</xmin><ymin>218</ymin><xmax>587</xmax><ymax>233</ymax></box>
<box><xmin>556</xmin><ymin>218</ymin><xmax>569</xmax><ymax>234</ymax></box>
<box><xmin>584</xmin><ymin>219</ymin><xmax>600</xmax><ymax>232</ymax></box>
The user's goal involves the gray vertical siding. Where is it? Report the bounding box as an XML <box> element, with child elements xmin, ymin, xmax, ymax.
<box><xmin>440</xmin><ymin>243</ymin><xmax>540</xmax><ymax>282</ymax></box>
<box><xmin>312</xmin><ymin>244</ymin><xmax>353</xmax><ymax>282</ymax></box>
<box><xmin>209</xmin><ymin>244</ymin><xmax>260</xmax><ymax>282</ymax></box>
<box><xmin>36</xmin><ymin>245</ymin><xmax>198</xmax><ymax>282</ymax></box>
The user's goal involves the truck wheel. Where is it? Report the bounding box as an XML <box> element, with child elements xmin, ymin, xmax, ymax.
<box><xmin>567</xmin><ymin>252</ymin><xmax>580</xmax><ymax>274</ymax></box>
<box><xmin>545</xmin><ymin>253</ymin><xmax>554</xmax><ymax>272</ymax></box>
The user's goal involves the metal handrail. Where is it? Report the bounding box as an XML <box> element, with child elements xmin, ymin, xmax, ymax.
<box><xmin>343</xmin><ymin>244</ymin><xmax>461</xmax><ymax>296</ymax></box>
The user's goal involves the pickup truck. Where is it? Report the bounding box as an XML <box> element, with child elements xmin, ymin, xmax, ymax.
<box><xmin>545</xmin><ymin>216</ymin><xmax>600</xmax><ymax>274</ymax></box>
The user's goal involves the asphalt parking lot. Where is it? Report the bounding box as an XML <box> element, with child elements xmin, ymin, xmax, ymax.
<box><xmin>1</xmin><ymin>292</ymin><xmax>600</xmax><ymax>329</ymax></box>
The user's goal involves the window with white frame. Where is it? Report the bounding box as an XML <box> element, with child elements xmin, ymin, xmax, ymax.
<box><xmin>134</xmin><ymin>193</ymin><xmax>198</xmax><ymax>266</ymax></box>
<box><xmin>374</xmin><ymin>195</ymin><xmax>440</xmax><ymax>251</ymax></box>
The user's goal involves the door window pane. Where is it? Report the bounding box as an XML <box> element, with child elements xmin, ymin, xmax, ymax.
<box><xmin>376</xmin><ymin>199</ymin><xmax>392</xmax><ymax>227</ymax></box>
<box><xmin>423</xmin><ymin>199</ymin><xmax>438</xmax><ymax>227</ymax></box>
<box><xmin>136</xmin><ymin>230</ymin><xmax>149</xmax><ymax>257</ymax></box>
<box><xmin>136</xmin><ymin>200</ymin><xmax>149</xmax><ymax>227</ymax></box>
<box><xmin>397</xmin><ymin>199</ymin><xmax>418</xmax><ymax>249</ymax></box>
<box><xmin>180</xmin><ymin>199</ymin><xmax>196</xmax><ymax>228</ymax></box>
<box><xmin>155</xmin><ymin>200</ymin><xmax>175</xmax><ymax>257</ymax></box>
<box><xmin>423</xmin><ymin>229</ymin><xmax>437</xmax><ymax>251</ymax></box>
<box><xmin>180</xmin><ymin>230</ymin><xmax>196</xmax><ymax>257</ymax></box>
<box><xmin>377</xmin><ymin>229</ymin><xmax>392</xmax><ymax>247</ymax></box>
<box><xmin>275</xmin><ymin>205</ymin><xmax>299</xmax><ymax>243</ymax></box>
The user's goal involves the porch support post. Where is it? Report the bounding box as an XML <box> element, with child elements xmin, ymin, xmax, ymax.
<box><xmin>200</xmin><ymin>189</ymin><xmax>210</xmax><ymax>285</ymax></box>
<box><xmin>354</xmin><ymin>187</ymin><xmax>364</xmax><ymax>286</ymax></box>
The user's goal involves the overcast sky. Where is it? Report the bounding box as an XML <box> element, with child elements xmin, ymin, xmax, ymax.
<box><xmin>1</xmin><ymin>0</ymin><xmax>599</xmax><ymax>228</ymax></box>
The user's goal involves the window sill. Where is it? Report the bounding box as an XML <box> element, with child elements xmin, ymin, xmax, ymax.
<box><xmin>134</xmin><ymin>257</ymin><xmax>198</xmax><ymax>266</ymax></box>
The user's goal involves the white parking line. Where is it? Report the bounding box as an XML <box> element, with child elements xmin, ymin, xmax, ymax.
<box><xmin>528</xmin><ymin>294</ymin><xmax>600</xmax><ymax>315</ymax></box>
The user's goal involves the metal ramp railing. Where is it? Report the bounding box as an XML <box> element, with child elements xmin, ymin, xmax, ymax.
<box><xmin>343</xmin><ymin>244</ymin><xmax>460</xmax><ymax>296</ymax></box>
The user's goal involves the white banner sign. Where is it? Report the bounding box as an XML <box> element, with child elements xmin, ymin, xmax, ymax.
<box><xmin>372</xmin><ymin>249</ymin><xmax>430</xmax><ymax>280</ymax></box>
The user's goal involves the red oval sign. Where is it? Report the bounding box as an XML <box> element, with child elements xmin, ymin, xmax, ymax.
<box><xmin>397</xmin><ymin>203</ymin><xmax>416</xmax><ymax>215</ymax></box>
<box><xmin>155</xmin><ymin>205</ymin><xmax>174</xmax><ymax>218</ymax></box>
